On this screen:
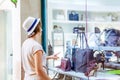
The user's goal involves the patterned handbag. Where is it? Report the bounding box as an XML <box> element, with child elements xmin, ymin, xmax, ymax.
<box><xmin>60</xmin><ymin>58</ymin><xmax>71</xmax><ymax>71</ymax></box>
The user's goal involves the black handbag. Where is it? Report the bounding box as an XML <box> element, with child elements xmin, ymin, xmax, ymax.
<box><xmin>48</xmin><ymin>41</ymin><xmax>53</xmax><ymax>56</ymax></box>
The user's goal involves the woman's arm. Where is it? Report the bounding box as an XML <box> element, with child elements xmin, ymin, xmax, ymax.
<box><xmin>34</xmin><ymin>50</ymin><xmax>51</xmax><ymax>80</ymax></box>
<box><xmin>46</xmin><ymin>52</ymin><xmax>59</xmax><ymax>60</ymax></box>
<box><xmin>21</xmin><ymin>64</ymin><xmax>25</xmax><ymax>80</ymax></box>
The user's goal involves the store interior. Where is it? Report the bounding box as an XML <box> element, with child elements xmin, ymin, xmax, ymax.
<box><xmin>47</xmin><ymin>0</ymin><xmax>120</xmax><ymax>59</ymax></box>
<box><xmin>46</xmin><ymin>0</ymin><xmax>120</xmax><ymax>79</ymax></box>
<box><xmin>0</xmin><ymin>0</ymin><xmax>120</xmax><ymax>80</ymax></box>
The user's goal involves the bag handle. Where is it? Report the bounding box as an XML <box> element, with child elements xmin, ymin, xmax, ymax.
<box><xmin>84</xmin><ymin>33</ymin><xmax>89</xmax><ymax>48</ymax></box>
<box><xmin>73</xmin><ymin>0</ymin><xmax>89</xmax><ymax>49</ymax></box>
<box><xmin>73</xmin><ymin>32</ymin><xmax>89</xmax><ymax>49</ymax></box>
<box><xmin>105</xmin><ymin>29</ymin><xmax>114</xmax><ymax>40</ymax></box>
<box><xmin>85</xmin><ymin>0</ymin><xmax>89</xmax><ymax>48</ymax></box>
<box><xmin>71</xmin><ymin>11</ymin><xmax>76</xmax><ymax>14</ymax></box>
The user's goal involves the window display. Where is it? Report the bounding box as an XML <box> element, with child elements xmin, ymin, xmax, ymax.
<box><xmin>47</xmin><ymin>0</ymin><xmax>120</xmax><ymax>79</ymax></box>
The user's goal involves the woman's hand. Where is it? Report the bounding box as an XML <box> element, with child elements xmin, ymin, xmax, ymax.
<box><xmin>51</xmin><ymin>52</ymin><xmax>60</xmax><ymax>60</ymax></box>
<box><xmin>47</xmin><ymin>52</ymin><xmax>60</xmax><ymax>60</ymax></box>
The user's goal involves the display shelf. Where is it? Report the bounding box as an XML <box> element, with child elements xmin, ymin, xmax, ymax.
<box><xmin>52</xmin><ymin>9</ymin><xmax>120</xmax><ymax>21</ymax></box>
<box><xmin>48</xmin><ymin>67</ymin><xmax>120</xmax><ymax>80</ymax></box>
<box><xmin>47</xmin><ymin>1</ymin><xmax>120</xmax><ymax>57</ymax></box>
<box><xmin>91</xmin><ymin>46</ymin><xmax>120</xmax><ymax>51</ymax></box>
<box><xmin>51</xmin><ymin>8</ymin><xmax>120</xmax><ymax>33</ymax></box>
<box><xmin>48</xmin><ymin>4</ymin><xmax>120</xmax><ymax>29</ymax></box>
<box><xmin>52</xmin><ymin>20</ymin><xmax>120</xmax><ymax>24</ymax></box>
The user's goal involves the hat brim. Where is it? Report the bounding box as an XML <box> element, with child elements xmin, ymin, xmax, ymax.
<box><xmin>27</xmin><ymin>18</ymin><xmax>40</xmax><ymax>35</ymax></box>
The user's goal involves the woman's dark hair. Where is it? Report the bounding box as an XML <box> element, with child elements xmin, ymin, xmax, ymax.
<box><xmin>28</xmin><ymin>22</ymin><xmax>41</xmax><ymax>38</ymax></box>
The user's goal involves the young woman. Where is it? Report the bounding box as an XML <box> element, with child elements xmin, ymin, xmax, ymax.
<box><xmin>22</xmin><ymin>17</ymin><xmax>59</xmax><ymax>80</ymax></box>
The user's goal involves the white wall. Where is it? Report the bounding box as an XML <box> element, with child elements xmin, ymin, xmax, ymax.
<box><xmin>21</xmin><ymin>0</ymin><xmax>41</xmax><ymax>43</ymax></box>
<box><xmin>0</xmin><ymin>10</ymin><xmax>13</xmax><ymax>80</ymax></box>
<box><xmin>5</xmin><ymin>10</ymin><xmax>13</xmax><ymax>80</ymax></box>
<box><xmin>12</xmin><ymin>9</ymin><xmax>21</xmax><ymax>80</ymax></box>
<box><xmin>0</xmin><ymin>11</ymin><xmax>6</xmax><ymax>80</ymax></box>
<box><xmin>0</xmin><ymin>1</ymin><xmax>21</xmax><ymax>80</ymax></box>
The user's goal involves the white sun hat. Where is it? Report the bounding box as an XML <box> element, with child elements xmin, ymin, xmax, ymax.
<box><xmin>22</xmin><ymin>16</ymin><xmax>40</xmax><ymax>35</ymax></box>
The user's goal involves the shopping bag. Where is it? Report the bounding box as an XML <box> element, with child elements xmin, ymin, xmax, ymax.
<box><xmin>72</xmin><ymin>48</ymin><xmax>94</xmax><ymax>72</ymax></box>
<box><xmin>72</xmin><ymin>33</ymin><xmax>94</xmax><ymax>73</ymax></box>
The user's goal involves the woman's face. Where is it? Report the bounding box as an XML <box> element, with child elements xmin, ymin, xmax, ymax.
<box><xmin>35</xmin><ymin>27</ymin><xmax>42</xmax><ymax>41</ymax></box>
<box><xmin>37</xmin><ymin>24</ymin><xmax>42</xmax><ymax>37</ymax></box>
<box><xmin>39</xmin><ymin>28</ymin><xmax>42</xmax><ymax>36</ymax></box>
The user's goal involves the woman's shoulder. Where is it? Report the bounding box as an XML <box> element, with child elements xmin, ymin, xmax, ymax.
<box><xmin>22</xmin><ymin>38</ymin><xmax>41</xmax><ymax>47</ymax></box>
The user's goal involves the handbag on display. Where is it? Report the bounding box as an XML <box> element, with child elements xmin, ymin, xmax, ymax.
<box><xmin>73</xmin><ymin>25</ymin><xmax>85</xmax><ymax>34</ymax></box>
<box><xmin>56</xmin><ymin>12</ymin><xmax>65</xmax><ymax>20</ymax></box>
<box><xmin>69</xmin><ymin>11</ymin><xmax>79</xmax><ymax>21</ymax></box>
<box><xmin>72</xmin><ymin>33</ymin><xmax>94</xmax><ymax>73</ymax></box>
<box><xmin>84</xmin><ymin>60</ymin><xmax>98</xmax><ymax>77</ymax></box>
<box><xmin>96</xmin><ymin>51</ymin><xmax>105</xmax><ymax>70</ymax></box>
<box><xmin>72</xmin><ymin>48</ymin><xmax>94</xmax><ymax>72</ymax></box>
<box><xmin>115</xmin><ymin>51</ymin><xmax>120</xmax><ymax>62</ymax></box>
<box><xmin>59</xmin><ymin>58</ymin><xmax>71</xmax><ymax>71</ymax></box>
<box><xmin>48</xmin><ymin>40</ymin><xmax>53</xmax><ymax>56</ymax></box>
<box><xmin>104</xmin><ymin>28</ymin><xmax>120</xmax><ymax>46</ymax></box>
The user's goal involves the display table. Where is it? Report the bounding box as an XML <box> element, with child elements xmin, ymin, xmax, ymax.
<box><xmin>91</xmin><ymin>46</ymin><xmax>120</xmax><ymax>51</ymax></box>
<box><xmin>48</xmin><ymin>67</ymin><xmax>120</xmax><ymax>80</ymax></box>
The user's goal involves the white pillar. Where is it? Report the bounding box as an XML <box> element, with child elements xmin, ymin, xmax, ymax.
<box><xmin>12</xmin><ymin>0</ymin><xmax>21</xmax><ymax>80</ymax></box>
